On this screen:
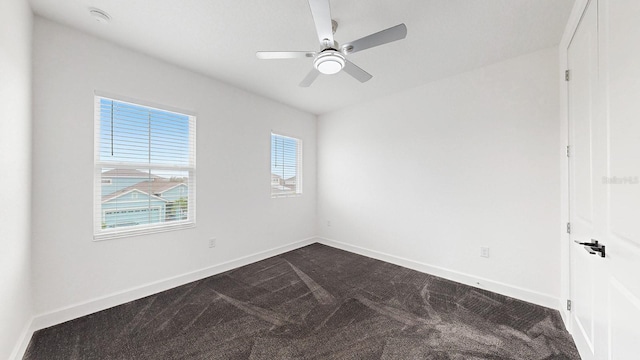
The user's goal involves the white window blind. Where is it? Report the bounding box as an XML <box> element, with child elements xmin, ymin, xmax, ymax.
<box><xmin>271</xmin><ymin>132</ymin><xmax>302</xmax><ymax>197</ymax></box>
<box><xmin>94</xmin><ymin>95</ymin><xmax>196</xmax><ymax>240</ymax></box>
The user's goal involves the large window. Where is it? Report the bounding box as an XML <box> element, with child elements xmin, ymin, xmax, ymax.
<box><xmin>94</xmin><ymin>95</ymin><xmax>196</xmax><ymax>239</ymax></box>
<box><xmin>271</xmin><ymin>133</ymin><xmax>302</xmax><ymax>197</ymax></box>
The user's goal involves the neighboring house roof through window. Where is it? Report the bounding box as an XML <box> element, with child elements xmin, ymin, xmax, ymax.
<box><xmin>101</xmin><ymin>168</ymin><xmax>163</xmax><ymax>179</ymax></box>
<box><xmin>102</xmin><ymin>179</ymin><xmax>187</xmax><ymax>203</ymax></box>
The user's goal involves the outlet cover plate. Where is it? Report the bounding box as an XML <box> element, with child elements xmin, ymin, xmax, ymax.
<box><xmin>480</xmin><ymin>247</ymin><xmax>490</xmax><ymax>258</ymax></box>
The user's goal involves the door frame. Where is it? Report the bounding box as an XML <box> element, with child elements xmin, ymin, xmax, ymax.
<box><xmin>559</xmin><ymin>0</ymin><xmax>591</xmax><ymax>335</ymax></box>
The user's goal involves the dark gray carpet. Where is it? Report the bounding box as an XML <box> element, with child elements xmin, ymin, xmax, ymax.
<box><xmin>24</xmin><ymin>243</ymin><xmax>580</xmax><ymax>359</ymax></box>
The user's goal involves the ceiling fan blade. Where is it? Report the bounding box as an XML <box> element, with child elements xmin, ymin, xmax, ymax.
<box><xmin>341</xmin><ymin>23</ymin><xmax>407</xmax><ymax>54</ymax></box>
<box><xmin>256</xmin><ymin>51</ymin><xmax>316</xmax><ymax>59</ymax></box>
<box><xmin>343</xmin><ymin>60</ymin><xmax>373</xmax><ymax>83</ymax></box>
<box><xmin>307</xmin><ymin>0</ymin><xmax>334</xmax><ymax>46</ymax></box>
<box><xmin>299</xmin><ymin>69</ymin><xmax>320</xmax><ymax>87</ymax></box>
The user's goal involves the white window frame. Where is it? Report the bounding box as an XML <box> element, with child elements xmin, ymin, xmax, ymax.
<box><xmin>93</xmin><ymin>93</ymin><xmax>196</xmax><ymax>240</ymax></box>
<box><xmin>270</xmin><ymin>132</ymin><xmax>303</xmax><ymax>198</ymax></box>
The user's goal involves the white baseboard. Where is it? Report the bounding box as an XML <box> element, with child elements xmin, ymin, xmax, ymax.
<box><xmin>318</xmin><ymin>237</ymin><xmax>560</xmax><ymax>310</ymax></box>
<box><xmin>12</xmin><ymin>237</ymin><xmax>317</xmax><ymax>360</ymax></box>
<box><xmin>9</xmin><ymin>318</ymin><xmax>34</xmax><ymax>360</ymax></box>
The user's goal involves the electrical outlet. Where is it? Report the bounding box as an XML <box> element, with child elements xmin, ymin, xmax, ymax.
<box><xmin>327</xmin><ymin>220</ymin><xmax>331</xmax><ymax>227</ymax></box>
<box><xmin>209</xmin><ymin>238</ymin><xmax>216</xmax><ymax>248</ymax></box>
<box><xmin>480</xmin><ymin>247</ymin><xmax>490</xmax><ymax>258</ymax></box>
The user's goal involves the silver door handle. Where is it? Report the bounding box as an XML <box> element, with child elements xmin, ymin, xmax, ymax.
<box><xmin>574</xmin><ymin>239</ymin><xmax>606</xmax><ymax>258</ymax></box>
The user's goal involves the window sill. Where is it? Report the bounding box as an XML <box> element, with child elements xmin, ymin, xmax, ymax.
<box><xmin>94</xmin><ymin>221</ymin><xmax>196</xmax><ymax>241</ymax></box>
<box><xmin>271</xmin><ymin>193</ymin><xmax>302</xmax><ymax>199</ymax></box>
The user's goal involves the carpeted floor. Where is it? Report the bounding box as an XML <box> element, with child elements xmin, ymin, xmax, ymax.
<box><xmin>24</xmin><ymin>243</ymin><xmax>580</xmax><ymax>359</ymax></box>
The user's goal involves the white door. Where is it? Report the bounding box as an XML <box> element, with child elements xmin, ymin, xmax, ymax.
<box><xmin>568</xmin><ymin>1</ymin><xmax>640</xmax><ymax>359</ymax></box>
<box><xmin>568</xmin><ymin>0</ymin><xmax>600</xmax><ymax>357</ymax></box>
<box><xmin>599</xmin><ymin>0</ymin><xmax>640</xmax><ymax>358</ymax></box>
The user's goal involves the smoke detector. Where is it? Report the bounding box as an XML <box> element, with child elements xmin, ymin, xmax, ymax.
<box><xmin>89</xmin><ymin>8</ymin><xmax>111</xmax><ymax>24</ymax></box>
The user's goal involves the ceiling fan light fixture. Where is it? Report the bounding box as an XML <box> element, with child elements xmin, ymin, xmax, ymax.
<box><xmin>314</xmin><ymin>50</ymin><xmax>345</xmax><ymax>75</ymax></box>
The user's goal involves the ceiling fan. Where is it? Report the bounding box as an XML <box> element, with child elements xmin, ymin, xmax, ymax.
<box><xmin>256</xmin><ymin>0</ymin><xmax>407</xmax><ymax>87</ymax></box>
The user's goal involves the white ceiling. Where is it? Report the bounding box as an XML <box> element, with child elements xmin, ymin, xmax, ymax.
<box><xmin>28</xmin><ymin>0</ymin><xmax>574</xmax><ymax>115</ymax></box>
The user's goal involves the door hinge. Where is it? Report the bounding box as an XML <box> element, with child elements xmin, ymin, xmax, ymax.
<box><xmin>567</xmin><ymin>222</ymin><xmax>571</xmax><ymax>234</ymax></box>
<box><xmin>566</xmin><ymin>145</ymin><xmax>570</xmax><ymax>157</ymax></box>
<box><xmin>565</xmin><ymin>69</ymin><xmax>570</xmax><ymax>81</ymax></box>
<box><xmin>567</xmin><ymin>299</ymin><xmax>572</xmax><ymax>311</ymax></box>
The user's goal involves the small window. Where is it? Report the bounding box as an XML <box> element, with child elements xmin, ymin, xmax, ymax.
<box><xmin>94</xmin><ymin>96</ymin><xmax>196</xmax><ymax>239</ymax></box>
<box><xmin>271</xmin><ymin>132</ymin><xmax>302</xmax><ymax>197</ymax></box>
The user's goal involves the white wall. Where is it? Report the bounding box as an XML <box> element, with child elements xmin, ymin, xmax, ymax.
<box><xmin>0</xmin><ymin>0</ymin><xmax>33</xmax><ymax>358</ymax></box>
<box><xmin>318</xmin><ymin>47</ymin><xmax>562</xmax><ymax>307</ymax></box>
<box><xmin>31</xmin><ymin>17</ymin><xmax>317</xmax><ymax>316</ymax></box>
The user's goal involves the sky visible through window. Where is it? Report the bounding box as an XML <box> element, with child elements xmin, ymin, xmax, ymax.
<box><xmin>99</xmin><ymin>98</ymin><xmax>190</xmax><ymax>167</ymax></box>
